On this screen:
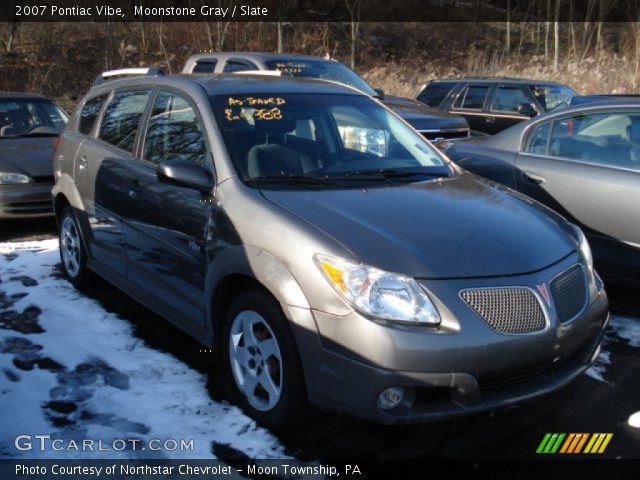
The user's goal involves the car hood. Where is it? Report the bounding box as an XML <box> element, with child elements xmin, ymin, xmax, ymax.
<box><xmin>261</xmin><ymin>173</ymin><xmax>575</xmax><ymax>279</ymax></box>
<box><xmin>0</xmin><ymin>137</ymin><xmax>57</xmax><ymax>178</ymax></box>
<box><xmin>383</xmin><ymin>95</ymin><xmax>469</xmax><ymax>131</ymax></box>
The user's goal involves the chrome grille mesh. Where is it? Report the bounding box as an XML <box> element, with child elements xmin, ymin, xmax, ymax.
<box><xmin>460</xmin><ymin>288</ymin><xmax>546</xmax><ymax>334</ymax></box>
<box><xmin>550</xmin><ymin>264</ymin><xmax>587</xmax><ymax>323</ymax></box>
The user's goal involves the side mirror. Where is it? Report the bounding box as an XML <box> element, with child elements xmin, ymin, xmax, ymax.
<box><xmin>374</xmin><ymin>88</ymin><xmax>386</xmax><ymax>100</ymax></box>
<box><xmin>157</xmin><ymin>160</ymin><xmax>214</xmax><ymax>193</ymax></box>
<box><xmin>518</xmin><ymin>102</ymin><xmax>539</xmax><ymax>117</ymax></box>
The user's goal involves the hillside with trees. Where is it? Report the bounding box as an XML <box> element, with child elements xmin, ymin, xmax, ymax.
<box><xmin>1</xmin><ymin>1</ymin><xmax>639</xmax><ymax>110</ymax></box>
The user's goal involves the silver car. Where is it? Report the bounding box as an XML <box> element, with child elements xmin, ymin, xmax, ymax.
<box><xmin>0</xmin><ymin>92</ymin><xmax>68</xmax><ymax>218</ymax></box>
<box><xmin>52</xmin><ymin>70</ymin><xmax>609</xmax><ymax>426</ymax></box>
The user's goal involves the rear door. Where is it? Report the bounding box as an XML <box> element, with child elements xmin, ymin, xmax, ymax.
<box><xmin>515</xmin><ymin>110</ymin><xmax>640</xmax><ymax>282</ymax></box>
<box><xmin>74</xmin><ymin>88</ymin><xmax>152</xmax><ymax>277</ymax></box>
<box><xmin>447</xmin><ymin>83</ymin><xmax>492</xmax><ymax>133</ymax></box>
<box><xmin>123</xmin><ymin>89</ymin><xmax>213</xmax><ymax>327</ymax></box>
<box><xmin>487</xmin><ymin>84</ymin><xmax>536</xmax><ymax>133</ymax></box>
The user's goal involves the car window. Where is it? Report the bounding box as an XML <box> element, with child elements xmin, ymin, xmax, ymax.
<box><xmin>529</xmin><ymin>85</ymin><xmax>575</xmax><ymax>111</ymax></box>
<box><xmin>454</xmin><ymin>85</ymin><xmax>490</xmax><ymax>110</ymax></box>
<box><xmin>264</xmin><ymin>59</ymin><xmax>378</xmax><ymax>97</ymax></box>
<box><xmin>0</xmin><ymin>98</ymin><xmax>68</xmax><ymax>137</ymax></box>
<box><xmin>143</xmin><ymin>91</ymin><xmax>208</xmax><ymax>167</ymax></box>
<box><xmin>210</xmin><ymin>93</ymin><xmax>450</xmax><ymax>185</ymax></box>
<box><xmin>548</xmin><ymin>112</ymin><xmax>640</xmax><ymax>170</ymax></box>
<box><xmin>222</xmin><ymin>59</ymin><xmax>257</xmax><ymax>73</ymax></box>
<box><xmin>98</xmin><ymin>89</ymin><xmax>151</xmax><ymax>153</ymax></box>
<box><xmin>525</xmin><ymin>123</ymin><xmax>551</xmax><ymax>154</ymax></box>
<box><xmin>79</xmin><ymin>94</ymin><xmax>108</xmax><ymax>135</ymax></box>
<box><xmin>192</xmin><ymin>60</ymin><xmax>217</xmax><ymax>73</ymax></box>
<box><xmin>491</xmin><ymin>86</ymin><xmax>531</xmax><ymax>113</ymax></box>
<box><xmin>416</xmin><ymin>82</ymin><xmax>457</xmax><ymax>107</ymax></box>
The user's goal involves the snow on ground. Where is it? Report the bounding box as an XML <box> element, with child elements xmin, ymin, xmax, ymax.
<box><xmin>586</xmin><ymin>313</ymin><xmax>640</xmax><ymax>384</ymax></box>
<box><xmin>0</xmin><ymin>239</ymin><xmax>285</xmax><ymax>459</ymax></box>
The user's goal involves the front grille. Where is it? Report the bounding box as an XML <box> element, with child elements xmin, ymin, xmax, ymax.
<box><xmin>550</xmin><ymin>264</ymin><xmax>587</xmax><ymax>323</ymax></box>
<box><xmin>460</xmin><ymin>287</ymin><xmax>546</xmax><ymax>334</ymax></box>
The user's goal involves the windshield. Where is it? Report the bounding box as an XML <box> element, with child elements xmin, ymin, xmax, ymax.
<box><xmin>211</xmin><ymin>93</ymin><xmax>452</xmax><ymax>188</ymax></box>
<box><xmin>529</xmin><ymin>85</ymin><xmax>576</xmax><ymax>111</ymax></box>
<box><xmin>0</xmin><ymin>98</ymin><xmax>68</xmax><ymax>138</ymax></box>
<box><xmin>264</xmin><ymin>59</ymin><xmax>378</xmax><ymax>97</ymax></box>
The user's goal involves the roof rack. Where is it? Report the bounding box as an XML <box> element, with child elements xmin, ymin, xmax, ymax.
<box><xmin>93</xmin><ymin>67</ymin><xmax>164</xmax><ymax>86</ymax></box>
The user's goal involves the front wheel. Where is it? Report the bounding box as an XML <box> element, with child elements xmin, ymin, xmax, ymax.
<box><xmin>222</xmin><ymin>290</ymin><xmax>309</xmax><ymax>428</ymax></box>
<box><xmin>58</xmin><ymin>206</ymin><xmax>92</xmax><ymax>288</ymax></box>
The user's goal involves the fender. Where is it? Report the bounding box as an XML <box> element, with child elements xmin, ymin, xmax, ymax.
<box><xmin>52</xmin><ymin>173</ymin><xmax>84</xmax><ymax>216</ymax></box>
<box><xmin>204</xmin><ymin>244</ymin><xmax>312</xmax><ymax>339</ymax></box>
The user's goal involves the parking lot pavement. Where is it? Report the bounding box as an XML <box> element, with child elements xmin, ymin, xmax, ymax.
<box><xmin>1</xmin><ymin>221</ymin><xmax>639</xmax><ymax>460</ymax></box>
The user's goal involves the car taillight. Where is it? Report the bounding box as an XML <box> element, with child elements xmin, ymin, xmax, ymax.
<box><xmin>52</xmin><ymin>137</ymin><xmax>60</xmax><ymax>162</ymax></box>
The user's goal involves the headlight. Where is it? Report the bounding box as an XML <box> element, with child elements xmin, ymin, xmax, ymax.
<box><xmin>571</xmin><ymin>224</ymin><xmax>593</xmax><ymax>271</ymax></box>
<box><xmin>0</xmin><ymin>172</ymin><xmax>32</xmax><ymax>185</ymax></box>
<box><xmin>314</xmin><ymin>254</ymin><xmax>441</xmax><ymax>325</ymax></box>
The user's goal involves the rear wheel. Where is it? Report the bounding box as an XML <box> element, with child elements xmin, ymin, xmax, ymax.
<box><xmin>222</xmin><ymin>289</ymin><xmax>308</xmax><ymax>428</ymax></box>
<box><xmin>58</xmin><ymin>206</ymin><xmax>91</xmax><ymax>288</ymax></box>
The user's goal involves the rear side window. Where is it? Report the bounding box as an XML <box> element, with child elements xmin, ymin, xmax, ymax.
<box><xmin>143</xmin><ymin>91</ymin><xmax>208</xmax><ymax>167</ymax></box>
<box><xmin>98</xmin><ymin>90</ymin><xmax>151</xmax><ymax>153</ymax></box>
<box><xmin>79</xmin><ymin>94</ymin><xmax>107</xmax><ymax>135</ymax></box>
<box><xmin>525</xmin><ymin>123</ymin><xmax>550</xmax><ymax>154</ymax></box>
<box><xmin>222</xmin><ymin>59</ymin><xmax>257</xmax><ymax>73</ymax></box>
<box><xmin>454</xmin><ymin>85</ymin><xmax>490</xmax><ymax>110</ymax></box>
<box><xmin>192</xmin><ymin>60</ymin><xmax>217</xmax><ymax>73</ymax></box>
<box><xmin>417</xmin><ymin>82</ymin><xmax>457</xmax><ymax>107</ymax></box>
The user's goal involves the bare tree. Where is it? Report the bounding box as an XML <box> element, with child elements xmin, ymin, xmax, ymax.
<box><xmin>553</xmin><ymin>0</ymin><xmax>560</xmax><ymax>71</ymax></box>
<box><xmin>2</xmin><ymin>21</ymin><xmax>20</xmax><ymax>53</ymax></box>
<box><xmin>505</xmin><ymin>0</ymin><xmax>511</xmax><ymax>55</ymax></box>
<box><xmin>345</xmin><ymin>0</ymin><xmax>361</xmax><ymax>69</ymax></box>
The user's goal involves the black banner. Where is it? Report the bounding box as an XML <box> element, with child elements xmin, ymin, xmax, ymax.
<box><xmin>0</xmin><ymin>0</ymin><xmax>637</xmax><ymax>23</ymax></box>
<box><xmin>2</xmin><ymin>459</ymin><xmax>640</xmax><ymax>480</ymax></box>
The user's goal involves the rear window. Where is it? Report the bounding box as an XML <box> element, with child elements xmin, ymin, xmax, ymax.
<box><xmin>79</xmin><ymin>94</ymin><xmax>108</xmax><ymax>135</ymax></box>
<box><xmin>416</xmin><ymin>82</ymin><xmax>457</xmax><ymax>107</ymax></box>
<box><xmin>98</xmin><ymin>90</ymin><xmax>151</xmax><ymax>153</ymax></box>
<box><xmin>192</xmin><ymin>60</ymin><xmax>217</xmax><ymax>74</ymax></box>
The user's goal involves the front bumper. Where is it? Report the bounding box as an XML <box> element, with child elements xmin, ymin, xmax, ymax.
<box><xmin>286</xmin><ymin>253</ymin><xmax>609</xmax><ymax>424</ymax></box>
<box><xmin>0</xmin><ymin>183</ymin><xmax>54</xmax><ymax>218</ymax></box>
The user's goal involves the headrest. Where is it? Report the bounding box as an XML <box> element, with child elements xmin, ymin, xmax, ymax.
<box><xmin>254</xmin><ymin>118</ymin><xmax>296</xmax><ymax>137</ymax></box>
<box><xmin>628</xmin><ymin>122</ymin><xmax>640</xmax><ymax>144</ymax></box>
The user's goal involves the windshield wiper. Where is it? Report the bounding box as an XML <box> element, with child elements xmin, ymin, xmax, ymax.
<box><xmin>328</xmin><ymin>168</ymin><xmax>449</xmax><ymax>180</ymax></box>
<box><xmin>246</xmin><ymin>174</ymin><xmax>336</xmax><ymax>186</ymax></box>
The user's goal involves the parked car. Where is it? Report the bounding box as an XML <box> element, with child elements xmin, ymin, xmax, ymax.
<box><xmin>416</xmin><ymin>77</ymin><xmax>576</xmax><ymax>135</ymax></box>
<box><xmin>52</xmin><ymin>69</ymin><xmax>608</xmax><ymax>426</ymax></box>
<box><xmin>570</xmin><ymin>94</ymin><xmax>640</xmax><ymax>106</ymax></box>
<box><xmin>0</xmin><ymin>92</ymin><xmax>68</xmax><ymax>218</ymax></box>
<box><xmin>442</xmin><ymin>99</ymin><xmax>640</xmax><ymax>287</ymax></box>
<box><xmin>182</xmin><ymin>52</ymin><xmax>470</xmax><ymax>143</ymax></box>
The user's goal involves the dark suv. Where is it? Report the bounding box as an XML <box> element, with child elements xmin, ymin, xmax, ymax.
<box><xmin>51</xmin><ymin>69</ymin><xmax>607</xmax><ymax>427</ymax></box>
<box><xmin>416</xmin><ymin>78</ymin><xmax>576</xmax><ymax>135</ymax></box>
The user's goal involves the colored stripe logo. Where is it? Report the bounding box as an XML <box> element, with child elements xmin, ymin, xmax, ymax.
<box><xmin>536</xmin><ymin>433</ymin><xmax>613</xmax><ymax>454</ymax></box>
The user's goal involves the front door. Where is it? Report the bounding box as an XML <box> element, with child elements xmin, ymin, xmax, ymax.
<box><xmin>123</xmin><ymin>90</ymin><xmax>214</xmax><ymax>326</ymax></box>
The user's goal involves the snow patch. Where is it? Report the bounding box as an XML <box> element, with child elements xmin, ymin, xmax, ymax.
<box><xmin>0</xmin><ymin>240</ymin><xmax>285</xmax><ymax>459</ymax></box>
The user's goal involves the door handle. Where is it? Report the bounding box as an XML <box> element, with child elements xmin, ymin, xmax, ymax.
<box><xmin>522</xmin><ymin>171</ymin><xmax>546</xmax><ymax>185</ymax></box>
<box><xmin>486</xmin><ymin>116</ymin><xmax>495</xmax><ymax>123</ymax></box>
<box><xmin>77</xmin><ymin>156</ymin><xmax>88</xmax><ymax>169</ymax></box>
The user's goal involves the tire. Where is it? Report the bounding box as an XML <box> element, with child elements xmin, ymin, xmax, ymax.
<box><xmin>58</xmin><ymin>206</ymin><xmax>92</xmax><ymax>289</ymax></box>
<box><xmin>222</xmin><ymin>289</ymin><xmax>309</xmax><ymax>428</ymax></box>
